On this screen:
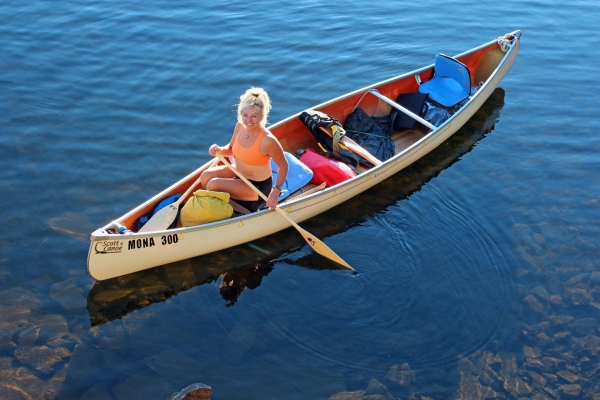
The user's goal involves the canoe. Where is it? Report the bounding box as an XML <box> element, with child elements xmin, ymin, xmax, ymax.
<box><xmin>88</xmin><ymin>31</ymin><xmax>521</xmax><ymax>280</ymax></box>
<box><xmin>87</xmin><ymin>87</ymin><xmax>508</xmax><ymax>323</ymax></box>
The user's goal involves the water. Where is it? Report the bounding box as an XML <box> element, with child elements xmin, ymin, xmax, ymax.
<box><xmin>1</xmin><ymin>0</ymin><xmax>600</xmax><ymax>399</ymax></box>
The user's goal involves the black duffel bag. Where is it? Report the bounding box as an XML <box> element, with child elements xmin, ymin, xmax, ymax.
<box><xmin>343</xmin><ymin>108</ymin><xmax>396</xmax><ymax>167</ymax></box>
<box><xmin>299</xmin><ymin>110</ymin><xmax>361</xmax><ymax>167</ymax></box>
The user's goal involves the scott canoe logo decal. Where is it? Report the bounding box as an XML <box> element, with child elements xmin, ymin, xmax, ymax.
<box><xmin>95</xmin><ymin>240</ymin><xmax>124</xmax><ymax>254</ymax></box>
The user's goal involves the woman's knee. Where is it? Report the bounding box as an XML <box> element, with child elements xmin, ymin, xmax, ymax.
<box><xmin>205</xmin><ymin>179</ymin><xmax>218</xmax><ymax>191</ymax></box>
<box><xmin>200</xmin><ymin>169</ymin><xmax>215</xmax><ymax>188</ymax></box>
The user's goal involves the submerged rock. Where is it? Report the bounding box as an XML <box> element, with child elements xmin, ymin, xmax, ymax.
<box><xmin>503</xmin><ymin>376</ymin><xmax>532</xmax><ymax>396</ymax></box>
<box><xmin>531</xmin><ymin>285</ymin><xmax>552</xmax><ymax>301</ymax></box>
<box><xmin>523</xmin><ymin>345</ymin><xmax>542</xmax><ymax>360</ymax></box>
<box><xmin>33</xmin><ymin>314</ymin><xmax>69</xmax><ymax>341</ymax></box>
<box><xmin>0</xmin><ymin>364</ymin><xmax>65</xmax><ymax>399</ymax></box>
<box><xmin>540</xmin><ymin>357</ymin><xmax>566</xmax><ymax>371</ymax></box>
<box><xmin>526</xmin><ymin>370</ymin><xmax>547</xmax><ymax>389</ymax></box>
<box><xmin>573</xmin><ymin>335</ymin><xmax>600</xmax><ymax>356</ymax></box>
<box><xmin>329</xmin><ymin>391</ymin><xmax>365</xmax><ymax>400</ymax></box>
<box><xmin>556</xmin><ymin>370</ymin><xmax>581</xmax><ymax>383</ymax></box>
<box><xmin>364</xmin><ymin>379</ymin><xmax>393</xmax><ymax>400</ymax></box>
<box><xmin>534</xmin><ymin>332</ymin><xmax>554</xmax><ymax>347</ymax></box>
<box><xmin>14</xmin><ymin>345</ymin><xmax>71</xmax><ymax>375</ymax></box>
<box><xmin>0</xmin><ymin>327</ymin><xmax>18</xmax><ymax>354</ymax></box>
<box><xmin>479</xmin><ymin>368</ymin><xmax>503</xmax><ymax>392</ymax></box>
<box><xmin>46</xmin><ymin>333</ymin><xmax>81</xmax><ymax>351</ymax></box>
<box><xmin>0</xmin><ymin>380</ymin><xmax>32</xmax><ymax>400</ymax></box>
<box><xmin>557</xmin><ymin>383</ymin><xmax>582</xmax><ymax>398</ymax></box>
<box><xmin>524</xmin><ymin>294</ymin><xmax>545</xmax><ymax>312</ymax></box>
<box><xmin>457</xmin><ymin>367</ymin><xmax>496</xmax><ymax>400</ymax></box>
<box><xmin>0</xmin><ymin>288</ymin><xmax>42</xmax><ymax>311</ymax></box>
<box><xmin>498</xmin><ymin>352</ymin><xmax>518</xmax><ymax>379</ymax></box>
<box><xmin>17</xmin><ymin>325</ymin><xmax>41</xmax><ymax>347</ymax></box>
<box><xmin>0</xmin><ymin>306</ymin><xmax>31</xmax><ymax>324</ymax></box>
<box><xmin>56</xmin><ymin>344</ymin><xmax>104</xmax><ymax>399</ymax></box>
<box><xmin>169</xmin><ymin>383</ymin><xmax>212</xmax><ymax>400</ymax></box>
<box><xmin>569</xmin><ymin>318</ymin><xmax>598</xmax><ymax>336</ymax></box>
<box><xmin>565</xmin><ymin>273</ymin><xmax>588</xmax><ymax>286</ymax></box>
<box><xmin>47</xmin><ymin>212</ymin><xmax>94</xmax><ymax>242</ymax></box>
<box><xmin>565</xmin><ymin>288</ymin><xmax>593</xmax><ymax>306</ymax></box>
<box><xmin>385</xmin><ymin>363</ymin><xmax>413</xmax><ymax>387</ymax></box>
<box><xmin>554</xmin><ymin>331</ymin><xmax>571</xmax><ymax>342</ymax></box>
<box><xmin>50</xmin><ymin>285</ymin><xmax>86</xmax><ymax>310</ymax></box>
<box><xmin>549</xmin><ymin>314</ymin><xmax>574</xmax><ymax>327</ymax></box>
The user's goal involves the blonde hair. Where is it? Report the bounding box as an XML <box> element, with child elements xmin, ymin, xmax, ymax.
<box><xmin>237</xmin><ymin>87</ymin><xmax>272</xmax><ymax>127</ymax></box>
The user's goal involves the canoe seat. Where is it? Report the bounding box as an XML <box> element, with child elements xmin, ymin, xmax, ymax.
<box><xmin>418</xmin><ymin>54</ymin><xmax>471</xmax><ymax>108</ymax></box>
<box><xmin>271</xmin><ymin>152</ymin><xmax>313</xmax><ymax>202</ymax></box>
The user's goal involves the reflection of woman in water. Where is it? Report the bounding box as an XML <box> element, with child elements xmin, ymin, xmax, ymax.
<box><xmin>219</xmin><ymin>263</ymin><xmax>273</xmax><ymax>307</ymax></box>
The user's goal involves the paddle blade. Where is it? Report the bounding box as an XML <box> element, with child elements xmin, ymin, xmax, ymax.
<box><xmin>137</xmin><ymin>203</ymin><xmax>179</xmax><ymax>233</ymax></box>
<box><xmin>295</xmin><ymin>225</ymin><xmax>354</xmax><ymax>271</ymax></box>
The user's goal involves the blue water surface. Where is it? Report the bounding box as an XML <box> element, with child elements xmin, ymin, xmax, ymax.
<box><xmin>1</xmin><ymin>0</ymin><xmax>600</xmax><ymax>399</ymax></box>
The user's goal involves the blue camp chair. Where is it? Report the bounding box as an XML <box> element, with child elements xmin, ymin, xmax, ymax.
<box><xmin>418</xmin><ymin>54</ymin><xmax>471</xmax><ymax>108</ymax></box>
<box><xmin>271</xmin><ymin>152</ymin><xmax>313</xmax><ymax>201</ymax></box>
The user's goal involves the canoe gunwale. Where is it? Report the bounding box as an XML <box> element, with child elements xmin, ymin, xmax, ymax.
<box><xmin>88</xmin><ymin>31</ymin><xmax>520</xmax><ymax>280</ymax></box>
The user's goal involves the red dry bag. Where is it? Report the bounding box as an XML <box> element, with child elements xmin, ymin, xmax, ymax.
<box><xmin>299</xmin><ymin>148</ymin><xmax>357</xmax><ymax>187</ymax></box>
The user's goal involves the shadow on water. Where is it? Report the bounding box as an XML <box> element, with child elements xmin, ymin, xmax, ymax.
<box><xmin>87</xmin><ymin>88</ymin><xmax>506</xmax><ymax>326</ymax></box>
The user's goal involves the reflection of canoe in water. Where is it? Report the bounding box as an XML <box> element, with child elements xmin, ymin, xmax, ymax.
<box><xmin>87</xmin><ymin>84</ymin><xmax>508</xmax><ymax>325</ymax></box>
<box><xmin>87</xmin><ymin>259</ymin><xmax>274</xmax><ymax>326</ymax></box>
<box><xmin>87</xmin><ymin>31</ymin><xmax>521</xmax><ymax>280</ymax></box>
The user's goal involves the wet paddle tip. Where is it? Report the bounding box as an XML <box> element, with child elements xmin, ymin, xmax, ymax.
<box><xmin>327</xmin><ymin>259</ymin><xmax>354</xmax><ymax>272</ymax></box>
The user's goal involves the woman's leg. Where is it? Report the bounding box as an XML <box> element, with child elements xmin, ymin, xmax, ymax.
<box><xmin>200</xmin><ymin>165</ymin><xmax>235</xmax><ymax>188</ymax></box>
<box><xmin>206</xmin><ymin>177</ymin><xmax>260</xmax><ymax>201</ymax></box>
<box><xmin>202</xmin><ymin>165</ymin><xmax>261</xmax><ymax>201</ymax></box>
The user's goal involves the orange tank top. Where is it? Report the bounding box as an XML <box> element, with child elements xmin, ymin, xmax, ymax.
<box><xmin>232</xmin><ymin>128</ymin><xmax>271</xmax><ymax>166</ymax></box>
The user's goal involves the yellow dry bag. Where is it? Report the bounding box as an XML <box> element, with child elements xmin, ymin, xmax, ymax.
<box><xmin>178</xmin><ymin>190</ymin><xmax>233</xmax><ymax>227</ymax></box>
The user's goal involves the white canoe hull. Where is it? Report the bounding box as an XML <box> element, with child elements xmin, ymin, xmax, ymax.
<box><xmin>88</xmin><ymin>32</ymin><xmax>520</xmax><ymax>280</ymax></box>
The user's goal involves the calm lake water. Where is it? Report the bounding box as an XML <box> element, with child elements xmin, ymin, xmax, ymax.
<box><xmin>1</xmin><ymin>0</ymin><xmax>600</xmax><ymax>399</ymax></box>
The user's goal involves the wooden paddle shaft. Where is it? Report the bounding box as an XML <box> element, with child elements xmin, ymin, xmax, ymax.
<box><xmin>318</xmin><ymin>127</ymin><xmax>383</xmax><ymax>166</ymax></box>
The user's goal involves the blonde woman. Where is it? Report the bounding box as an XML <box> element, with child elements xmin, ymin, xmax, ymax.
<box><xmin>202</xmin><ymin>88</ymin><xmax>288</xmax><ymax>211</ymax></box>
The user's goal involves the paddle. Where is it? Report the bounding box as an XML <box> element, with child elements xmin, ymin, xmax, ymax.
<box><xmin>216</xmin><ymin>154</ymin><xmax>354</xmax><ymax>271</ymax></box>
<box><xmin>137</xmin><ymin>159</ymin><xmax>219</xmax><ymax>233</ymax></box>
<box><xmin>318</xmin><ymin>126</ymin><xmax>383</xmax><ymax>166</ymax></box>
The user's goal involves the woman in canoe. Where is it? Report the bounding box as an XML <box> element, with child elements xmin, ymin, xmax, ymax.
<box><xmin>203</xmin><ymin>88</ymin><xmax>288</xmax><ymax>211</ymax></box>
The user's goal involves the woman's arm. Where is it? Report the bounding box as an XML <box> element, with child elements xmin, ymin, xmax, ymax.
<box><xmin>208</xmin><ymin>123</ymin><xmax>243</xmax><ymax>157</ymax></box>
<box><xmin>264</xmin><ymin>133</ymin><xmax>289</xmax><ymax>209</ymax></box>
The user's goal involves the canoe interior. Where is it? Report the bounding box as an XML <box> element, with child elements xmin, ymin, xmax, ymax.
<box><xmin>114</xmin><ymin>41</ymin><xmax>507</xmax><ymax>232</ymax></box>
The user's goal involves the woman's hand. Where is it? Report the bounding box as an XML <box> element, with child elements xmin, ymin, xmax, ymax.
<box><xmin>266</xmin><ymin>188</ymin><xmax>280</xmax><ymax>209</ymax></box>
<box><xmin>208</xmin><ymin>144</ymin><xmax>221</xmax><ymax>156</ymax></box>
